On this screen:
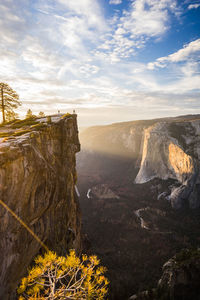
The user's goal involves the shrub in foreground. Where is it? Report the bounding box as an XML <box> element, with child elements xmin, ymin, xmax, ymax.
<box><xmin>18</xmin><ymin>250</ymin><xmax>109</xmax><ymax>299</ymax></box>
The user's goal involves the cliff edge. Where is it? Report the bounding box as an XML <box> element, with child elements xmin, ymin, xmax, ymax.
<box><xmin>0</xmin><ymin>114</ymin><xmax>81</xmax><ymax>299</ymax></box>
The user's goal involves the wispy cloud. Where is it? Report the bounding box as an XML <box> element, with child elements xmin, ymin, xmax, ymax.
<box><xmin>109</xmin><ymin>0</ymin><xmax>122</xmax><ymax>5</ymax></box>
<box><xmin>147</xmin><ymin>38</ymin><xmax>200</xmax><ymax>69</ymax></box>
<box><xmin>188</xmin><ymin>3</ymin><xmax>200</xmax><ymax>9</ymax></box>
<box><xmin>0</xmin><ymin>0</ymin><xmax>199</xmax><ymax>124</ymax></box>
<box><xmin>97</xmin><ymin>0</ymin><xmax>179</xmax><ymax>63</ymax></box>
<box><xmin>57</xmin><ymin>0</ymin><xmax>106</xmax><ymax>29</ymax></box>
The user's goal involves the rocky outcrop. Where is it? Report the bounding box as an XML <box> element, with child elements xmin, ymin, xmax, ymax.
<box><xmin>79</xmin><ymin>116</ymin><xmax>200</xmax><ymax>209</ymax></box>
<box><xmin>0</xmin><ymin>114</ymin><xmax>81</xmax><ymax>299</ymax></box>
<box><xmin>135</xmin><ymin>122</ymin><xmax>195</xmax><ymax>184</ymax></box>
<box><xmin>135</xmin><ymin>120</ymin><xmax>200</xmax><ymax>209</ymax></box>
<box><xmin>88</xmin><ymin>184</ymin><xmax>119</xmax><ymax>200</ymax></box>
<box><xmin>157</xmin><ymin>249</ymin><xmax>200</xmax><ymax>300</ymax></box>
<box><xmin>77</xmin><ymin>115</ymin><xmax>200</xmax><ymax>300</ymax></box>
<box><xmin>130</xmin><ymin>248</ymin><xmax>200</xmax><ymax>300</ymax></box>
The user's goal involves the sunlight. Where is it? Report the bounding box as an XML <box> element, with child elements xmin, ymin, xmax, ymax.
<box><xmin>168</xmin><ymin>143</ymin><xmax>194</xmax><ymax>175</ymax></box>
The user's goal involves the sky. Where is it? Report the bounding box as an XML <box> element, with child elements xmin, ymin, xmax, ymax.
<box><xmin>0</xmin><ymin>0</ymin><xmax>200</xmax><ymax>127</ymax></box>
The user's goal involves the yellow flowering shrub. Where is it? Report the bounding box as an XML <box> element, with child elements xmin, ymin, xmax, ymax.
<box><xmin>18</xmin><ymin>250</ymin><xmax>109</xmax><ymax>299</ymax></box>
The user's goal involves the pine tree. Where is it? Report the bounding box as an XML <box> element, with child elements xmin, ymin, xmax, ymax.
<box><xmin>26</xmin><ymin>109</ymin><xmax>33</xmax><ymax>119</ymax></box>
<box><xmin>18</xmin><ymin>250</ymin><xmax>109</xmax><ymax>299</ymax></box>
<box><xmin>0</xmin><ymin>82</ymin><xmax>21</xmax><ymax>123</ymax></box>
<box><xmin>5</xmin><ymin>110</ymin><xmax>18</xmax><ymax>122</ymax></box>
<box><xmin>38</xmin><ymin>111</ymin><xmax>45</xmax><ymax>117</ymax></box>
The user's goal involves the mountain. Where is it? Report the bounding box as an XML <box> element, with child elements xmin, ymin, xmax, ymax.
<box><xmin>77</xmin><ymin>114</ymin><xmax>200</xmax><ymax>299</ymax></box>
<box><xmin>0</xmin><ymin>114</ymin><xmax>81</xmax><ymax>299</ymax></box>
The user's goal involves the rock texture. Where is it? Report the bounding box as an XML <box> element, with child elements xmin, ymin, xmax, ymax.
<box><xmin>88</xmin><ymin>184</ymin><xmax>120</xmax><ymax>200</ymax></box>
<box><xmin>79</xmin><ymin>115</ymin><xmax>200</xmax><ymax>209</ymax></box>
<box><xmin>135</xmin><ymin>120</ymin><xmax>200</xmax><ymax>209</ymax></box>
<box><xmin>130</xmin><ymin>248</ymin><xmax>200</xmax><ymax>300</ymax></box>
<box><xmin>78</xmin><ymin>115</ymin><xmax>200</xmax><ymax>300</ymax></box>
<box><xmin>157</xmin><ymin>249</ymin><xmax>200</xmax><ymax>300</ymax></box>
<box><xmin>0</xmin><ymin>114</ymin><xmax>81</xmax><ymax>299</ymax></box>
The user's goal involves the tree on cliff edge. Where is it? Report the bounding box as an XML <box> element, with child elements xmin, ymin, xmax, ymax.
<box><xmin>26</xmin><ymin>109</ymin><xmax>33</xmax><ymax>119</ymax></box>
<box><xmin>0</xmin><ymin>82</ymin><xmax>21</xmax><ymax>123</ymax></box>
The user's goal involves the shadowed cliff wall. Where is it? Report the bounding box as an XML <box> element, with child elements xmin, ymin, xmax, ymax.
<box><xmin>0</xmin><ymin>114</ymin><xmax>81</xmax><ymax>299</ymax></box>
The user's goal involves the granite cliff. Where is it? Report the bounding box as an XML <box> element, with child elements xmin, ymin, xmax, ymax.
<box><xmin>0</xmin><ymin>114</ymin><xmax>81</xmax><ymax>299</ymax></box>
<box><xmin>79</xmin><ymin>115</ymin><xmax>200</xmax><ymax>209</ymax></box>
<box><xmin>135</xmin><ymin>120</ymin><xmax>200</xmax><ymax>209</ymax></box>
<box><xmin>77</xmin><ymin>114</ymin><xmax>200</xmax><ymax>299</ymax></box>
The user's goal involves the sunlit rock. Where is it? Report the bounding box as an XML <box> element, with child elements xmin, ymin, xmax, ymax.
<box><xmin>0</xmin><ymin>114</ymin><xmax>81</xmax><ymax>299</ymax></box>
<box><xmin>135</xmin><ymin>120</ymin><xmax>200</xmax><ymax>209</ymax></box>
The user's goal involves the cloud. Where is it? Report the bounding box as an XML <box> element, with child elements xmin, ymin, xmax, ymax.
<box><xmin>0</xmin><ymin>2</ymin><xmax>26</xmax><ymax>46</ymax></box>
<box><xmin>148</xmin><ymin>39</ymin><xmax>200</xmax><ymax>69</ymax></box>
<box><xmin>188</xmin><ymin>3</ymin><xmax>200</xmax><ymax>9</ymax></box>
<box><xmin>121</xmin><ymin>0</ymin><xmax>178</xmax><ymax>38</ymax></box>
<box><xmin>109</xmin><ymin>0</ymin><xmax>122</xmax><ymax>4</ymax></box>
<box><xmin>97</xmin><ymin>0</ymin><xmax>179</xmax><ymax>63</ymax></box>
<box><xmin>79</xmin><ymin>64</ymin><xmax>99</xmax><ymax>77</ymax></box>
<box><xmin>0</xmin><ymin>0</ymin><xmax>199</xmax><ymax>125</ymax></box>
<box><xmin>21</xmin><ymin>38</ymin><xmax>62</xmax><ymax>74</ymax></box>
<box><xmin>0</xmin><ymin>49</ymin><xmax>19</xmax><ymax>79</ymax></box>
<box><xmin>57</xmin><ymin>0</ymin><xmax>106</xmax><ymax>29</ymax></box>
<box><xmin>59</xmin><ymin>16</ymin><xmax>96</xmax><ymax>55</ymax></box>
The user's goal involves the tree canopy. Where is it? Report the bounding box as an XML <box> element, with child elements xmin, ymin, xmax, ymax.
<box><xmin>18</xmin><ymin>250</ymin><xmax>109</xmax><ymax>300</ymax></box>
<box><xmin>26</xmin><ymin>109</ymin><xmax>34</xmax><ymax>119</ymax></box>
<box><xmin>38</xmin><ymin>111</ymin><xmax>45</xmax><ymax>117</ymax></box>
<box><xmin>0</xmin><ymin>82</ymin><xmax>21</xmax><ymax>123</ymax></box>
<box><xmin>5</xmin><ymin>110</ymin><xmax>18</xmax><ymax>122</ymax></box>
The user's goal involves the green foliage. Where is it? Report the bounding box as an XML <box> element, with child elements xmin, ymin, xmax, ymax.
<box><xmin>26</xmin><ymin>109</ymin><xmax>34</xmax><ymax>119</ymax></box>
<box><xmin>0</xmin><ymin>82</ymin><xmax>21</xmax><ymax>123</ymax></box>
<box><xmin>175</xmin><ymin>248</ymin><xmax>200</xmax><ymax>265</ymax></box>
<box><xmin>47</xmin><ymin>116</ymin><xmax>51</xmax><ymax>124</ymax></box>
<box><xmin>11</xmin><ymin>118</ymin><xmax>38</xmax><ymax>129</ymax></box>
<box><xmin>38</xmin><ymin>111</ymin><xmax>45</xmax><ymax>118</ymax></box>
<box><xmin>30</xmin><ymin>132</ymin><xmax>35</xmax><ymax>139</ymax></box>
<box><xmin>61</xmin><ymin>113</ymin><xmax>72</xmax><ymax>119</ymax></box>
<box><xmin>0</xmin><ymin>129</ymin><xmax>31</xmax><ymax>138</ymax></box>
<box><xmin>18</xmin><ymin>250</ymin><xmax>109</xmax><ymax>300</ymax></box>
<box><xmin>13</xmin><ymin>129</ymin><xmax>31</xmax><ymax>137</ymax></box>
<box><xmin>0</xmin><ymin>132</ymin><xmax>10</xmax><ymax>138</ymax></box>
<box><xmin>30</xmin><ymin>123</ymin><xmax>47</xmax><ymax>130</ymax></box>
<box><xmin>5</xmin><ymin>110</ymin><xmax>19</xmax><ymax>122</ymax></box>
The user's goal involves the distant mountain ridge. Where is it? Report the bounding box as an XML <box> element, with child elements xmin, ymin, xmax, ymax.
<box><xmin>77</xmin><ymin>114</ymin><xmax>200</xmax><ymax>299</ymax></box>
<box><xmin>80</xmin><ymin>114</ymin><xmax>200</xmax><ymax>209</ymax></box>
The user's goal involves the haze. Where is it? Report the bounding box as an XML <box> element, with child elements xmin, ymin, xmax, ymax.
<box><xmin>0</xmin><ymin>0</ymin><xmax>200</xmax><ymax>127</ymax></box>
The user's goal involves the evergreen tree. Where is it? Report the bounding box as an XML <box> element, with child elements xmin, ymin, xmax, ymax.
<box><xmin>38</xmin><ymin>111</ymin><xmax>45</xmax><ymax>117</ymax></box>
<box><xmin>0</xmin><ymin>82</ymin><xmax>21</xmax><ymax>123</ymax></box>
<box><xmin>5</xmin><ymin>110</ymin><xmax>18</xmax><ymax>122</ymax></box>
<box><xmin>26</xmin><ymin>109</ymin><xmax>33</xmax><ymax>119</ymax></box>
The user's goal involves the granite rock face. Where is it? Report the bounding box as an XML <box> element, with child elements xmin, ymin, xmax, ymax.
<box><xmin>135</xmin><ymin>122</ymin><xmax>195</xmax><ymax>184</ymax></box>
<box><xmin>88</xmin><ymin>184</ymin><xmax>120</xmax><ymax>200</ymax></box>
<box><xmin>0</xmin><ymin>115</ymin><xmax>81</xmax><ymax>299</ymax></box>
<box><xmin>79</xmin><ymin>116</ymin><xmax>200</xmax><ymax>209</ymax></box>
<box><xmin>129</xmin><ymin>249</ymin><xmax>200</xmax><ymax>300</ymax></box>
<box><xmin>135</xmin><ymin>120</ymin><xmax>200</xmax><ymax>209</ymax></box>
<box><xmin>157</xmin><ymin>249</ymin><xmax>200</xmax><ymax>300</ymax></box>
